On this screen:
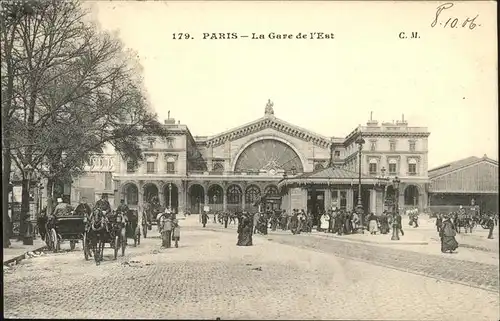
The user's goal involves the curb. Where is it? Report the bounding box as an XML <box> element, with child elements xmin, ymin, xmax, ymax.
<box><xmin>3</xmin><ymin>245</ymin><xmax>48</xmax><ymax>266</ymax></box>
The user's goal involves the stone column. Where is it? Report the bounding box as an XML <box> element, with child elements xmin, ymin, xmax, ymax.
<box><xmin>370</xmin><ymin>188</ymin><xmax>377</xmax><ymax>214</ymax></box>
<box><xmin>324</xmin><ymin>188</ymin><xmax>331</xmax><ymax>210</ymax></box>
<box><xmin>159</xmin><ymin>183</ymin><xmax>166</xmax><ymax>208</ymax></box>
<box><xmin>223</xmin><ymin>183</ymin><xmax>228</xmax><ymax>211</ymax></box>
<box><xmin>346</xmin><ymin>189</ymin><xmax>354</xmax><ymax>210</ymax></box>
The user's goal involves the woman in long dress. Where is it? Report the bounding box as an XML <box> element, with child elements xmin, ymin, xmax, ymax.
<box><xmin>319</xmin><ymin>212</ymin><xmax>329</xmax><ymax>232</ymax></box>
<box><xmin>440</xmin><ymin>214</ymin><xmax>458</xmax><ymax>253</ymax></box>
<box><xmin>368</xmin><ymin>212</ymin><xmax>379</xmax><ymax>235</ymax></box>
<box><xmin>237</xmin><ymin>214</ymin><xmax>253</xmax><ymax>246</ymax></box>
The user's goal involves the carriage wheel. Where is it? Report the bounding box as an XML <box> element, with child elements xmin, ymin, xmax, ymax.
<box><xmin>121</xmin><ymin>228</ymin><xmax>127</xmax><ymax>257</ymax></box>
<box><xmin>113</xmin><ymin>235</ymin><xmax>119</xmax><ymax>260</ymax></box>
<box><xmin>45</xmin><ymin>232</ymin><xmax>53</xmax><ymax>251</ymax></box>
<box><xmin>70</xmin><ymin>241</ymin><xmax>76</xmax><ymax>251</ymax></box>
<box><xmin>51</xmin><ymin>229</ymin><xmax>59</xmax><ymax>253</ymax></box>
<box><xmin>83</xmin><ymin>233</ymin><xmax>89</xmax><ymax>261</ymax></box>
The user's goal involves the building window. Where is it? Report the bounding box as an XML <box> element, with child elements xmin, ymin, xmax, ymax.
<box><xmin>227</xmin><ymin>185</ymin><xmax>242</xmax><ymax>204</ymax></box>
<box><xmin>147</xmin><ymin>161</ymin><xmax>155</xmax><ymax>173</ymax></box>
<box><xmin>369</xmin><ymin>158</ymin><xmax>378</xmax><ymax>175</ymax></box>
<box><xmin>166</xmin><ymin>162</ymin><xmax>175</xmax><ymax>173</ymax></box>
<box><xmin>126</xmin><ymin>161</ymin><xmax>136</xmax><ymax>173</ymax></box>
<box><xmin>334</xmin><ymin>150</ymin><xmax>340</xmax><ymax>157</ymax></box>
<box><xmin>408</xmin><ymin>158</ymin><xmax>418</xmax><ymax>175</ymax></box>
<box><xmin>389</xmin><ymin>163</ymin><xmax>397</xmax><ymax>174</ymax></box>
<box><xmin>390</xmin><ymin>141</ymin><xmax>396</xmax><ymax>152</ymax></box>
<box><xmin>166</xmin><ymin>138</ymin><xmax>174</xmax><ymax>149</ymax></box>
<box><xmin>212</xmin><ymin>162</ymin><xmax>224</xmax><ymax>173</ymax></box>
<box><xmin>370</xmin><ymin>141</ymin><xmax>376</xmax><ymax>151</ymax></box>
<box><xmin>409</xmin><ymin>141</ymin><xmax>416</xmax><ymax>152</ymax></box>
<box><xmin>340</xmin><ymin>191</ymin><xmax>347</xmax><ymax>209</ymax></box>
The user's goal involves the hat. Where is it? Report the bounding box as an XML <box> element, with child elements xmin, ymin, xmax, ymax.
<box><xmin>57</xmin><ymin>198</ymin><xmax>63</xmax><ymax>203</ymax></box>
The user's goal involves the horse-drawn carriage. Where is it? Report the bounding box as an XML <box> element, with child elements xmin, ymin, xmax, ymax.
<box><xmin>45</xmin><ymin>215</ymin><xmax>87</xmax><ymax>253</ymax></box>
<box><xmin>85</xmin><ymin>210</ymin><xmax>128</xmax><ymax>265</ymax></box>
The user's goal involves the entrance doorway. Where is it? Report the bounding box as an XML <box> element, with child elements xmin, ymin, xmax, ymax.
<box><xmin>189</xmin><ymin>184</ymin><xmax>204</xmax><ymax>214</ymax></box>
<box><xmin>307</xmin><ymin>190</ymin><xmax>325</xmax><ymax>227</ymax></box>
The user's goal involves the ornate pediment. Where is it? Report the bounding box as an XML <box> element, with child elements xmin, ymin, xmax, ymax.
<box><xmin>206</xmin><ymin>116</ymin><xmax>331</xmax><ymax>148</ymax></box>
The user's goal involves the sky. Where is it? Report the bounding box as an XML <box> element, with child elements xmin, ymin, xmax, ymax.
<box><xmin>87</xmin><ymin>1</ymin><xmax>497</xmax><ymax>169</ymax></box>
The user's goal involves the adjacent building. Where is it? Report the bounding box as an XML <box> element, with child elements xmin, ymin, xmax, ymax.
<box><xmin>428</xmin><ymin>155</ymin><xmax>499</xmax><ymax>213</ymax></box>
<box><xmin>54</xmin><ymin>100</ymin><xmax>433</xmax><ymax>216</ymax></box>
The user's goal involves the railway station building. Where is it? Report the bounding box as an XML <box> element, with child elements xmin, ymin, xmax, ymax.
<box><xmin>60</xmin><ymin>100</ymin><xmax>432</xmax><ymax>216</ymax></box>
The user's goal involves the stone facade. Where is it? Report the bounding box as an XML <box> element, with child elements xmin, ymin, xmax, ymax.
<box><xmin>66</xmin><ymin>102</ymin><xmax>430</xmax><ymax>214</ymax></box>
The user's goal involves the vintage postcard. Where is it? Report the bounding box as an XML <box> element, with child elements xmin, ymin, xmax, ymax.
<box><xmin>2</xmin><ymin>0</ymin><xmax>498</xmax><ymax>320</ymax></box>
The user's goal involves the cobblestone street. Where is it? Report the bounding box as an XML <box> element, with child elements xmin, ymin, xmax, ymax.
<box><xmin>4</xmin><ymin>219</ymin><xmax>499</xmax><ymax>320</ymax></box>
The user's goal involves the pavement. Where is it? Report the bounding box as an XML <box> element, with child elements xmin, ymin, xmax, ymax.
<box><xmin>3</xmin><ymin>238</ymin><xmax>47</xmax><ymax>265</ymax></box>
<box><xmin>3</xmin><ymin>215</ymin><xmax>498</xmax><ymax>320</ymax></box>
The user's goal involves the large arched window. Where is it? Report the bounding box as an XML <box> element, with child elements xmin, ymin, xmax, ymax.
<box><xmin>264</xmin><ymin>185</ymin><xmax>279</xmax><ymax>196</ymax></box>
<box><xmin>227</xmin><ymin>185</ymin><xmax>242</xmax><ymax>204</ymax></box>
<box><xmin>234</xmin><ymin>139</ymin><xmax>304</xmax><ymax>173</ymax></box>
<box><xmin>245</xmin><ymin>185</ymin><xmax>261</xmax><ymax>204</ymax></box>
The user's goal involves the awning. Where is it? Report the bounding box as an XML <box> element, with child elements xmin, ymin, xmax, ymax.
<box><xmin>277</xmin><ymin>166</ymin><xmax>389</xmax><ymax>189</ymax></box>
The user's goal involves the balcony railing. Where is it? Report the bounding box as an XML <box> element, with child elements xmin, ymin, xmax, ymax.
<box><xmin>407</xmin><ymin>172</ymin><xmax>418</xmax><ymax>176</ymax></box>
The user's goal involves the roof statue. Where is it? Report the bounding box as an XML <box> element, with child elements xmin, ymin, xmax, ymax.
<box><xmin>265</xmin><ymin>99</ymin><xmax>274</xmax><ymax>116</ymax></box>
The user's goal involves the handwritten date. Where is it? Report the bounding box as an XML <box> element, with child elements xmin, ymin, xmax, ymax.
<box><xmin>431</xmin><ymin>3</ymin><xmax>479</xmax><ymax>29</ymax></box>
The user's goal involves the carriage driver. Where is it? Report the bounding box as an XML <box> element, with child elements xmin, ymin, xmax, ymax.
<box><xmin>116</xmin><ymin>199</ymin><xmax>130</xmax><ymax>214</ymax></box>
<box><xmin>75</xmin><ymin>197</ymin><xmax>92</xmax><ymax>217</ymax></box>
<box><xmin>95</xmin><ymin>193</ymin><xmax>112</xmax><ymax>215</ymax></box>
<box><xmin>52</xmin><ymin>197</ymin><xmax>72</xmax><ymax>217</ymax></box>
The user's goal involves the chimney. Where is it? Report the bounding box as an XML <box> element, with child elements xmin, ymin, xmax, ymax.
<box><xmin>164</xmin><ymin>110</ymin><xmax>175</xmax><ymax>124</ymax></box>
<box><xmin>396</xmin><ymin>113</ymin><xmax>408</xmax><ymax>126</ymax></box>
<box><xmin>329</xmin><ymin>145</ymin><xmax>335</xmax><ymax>167</ymax></box>
<box><xmin>366</xmin><ymin>111</ymin><xmax>378</xmax><ymax>127</ymax></box>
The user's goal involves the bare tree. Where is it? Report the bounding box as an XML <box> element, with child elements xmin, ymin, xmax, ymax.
<box><xmin>1</xmin><ymin>0</ymin><xmax>166</xmax><ymax>246</ymax></box>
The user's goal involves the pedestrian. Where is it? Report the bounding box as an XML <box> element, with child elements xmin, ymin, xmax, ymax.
<box><xmin>395</xmin><ymin>212</ymin><xmax>404</xmax><ymax>236</ymax></box>
<box><xmin>253</xmin><ymin>212</ymin><xmax>260</xmax><ymax>234</ymax></box>
<box><xmin>379</xmin><ymin>211</ymin><xmax>390</xmax><ymax>234</ymax></box>
<box><xmin>223</xmin><ymin>212</ymin><xmax>229</xmax><ymax>228</ymax></box>
<box><xmin>237</xmin><ymin>213</ymin><xmax>253</xmax><ymax>246</ymax></box>
<box><xmin>487</xmin><ymin>215</ymin><xmax>495</xmax><ymax>239</ymax></box>
<box><xmin>213</xmin><ymin>212</ymin><xmax>217</xmax><ymax>223</ymax></box>
<box><xmin>435</xmin><ymin>213</ymin><xmax>443</xmax><ymax>233</ymax></box>
<box><xmin>172</xmin><ymin>218</ymin><xmax>181</xmax><ymax>248</ymax></box>
<box><xmin>440</xmin><ymin>214</ymin><xmax>459</xmax><ymax>253</ymax></box>
<box><xmin>368</xmin><ymin>212</ymin><xmax>379</xmax><ymax>235</ymax></box>
<box><xmin>160</xmin><ymin>213</ymin><xmax>173</xmax><ymax>248</ymax></box>
<box><xmin>336</xmin><ymin>211</ymin><xmax>345</xmax><ymax>235</ymax></box>
<box><xmin>201</xmin><ymin>211</ymin><xmax>209</xmax><ymax>228</ymax></box>
<box><xmin>319</xmin><ymin>212</ymin><xmax>329</xmax><ymax>232</ymax></box>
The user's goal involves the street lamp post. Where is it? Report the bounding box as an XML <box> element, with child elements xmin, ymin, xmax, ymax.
<box><xmin>168</xmin><ymin>183</ymin><xmax>172</xmax><ymax>210</ymax></box>
<box><xmin>355</xmin><ymin>136</ymin><xmax>365</xmax><ymax>233</ymax></box>
<box><xmin>377</xmin><ymin>167</ymin><xmax>389</xmax><ymax>211</ymax></box>
<box><xmin>391</xmin><ymin>177</ymin><xmax>401</xmax><ymax>241</ymax></box>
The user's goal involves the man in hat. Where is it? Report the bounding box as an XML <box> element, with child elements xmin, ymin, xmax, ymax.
<box><xmin>486</xmin><ymin>214</ymin><xmax>495</xmax><ymax>239</ymax></box>
<box><xmin>95</xmin><ymin>193</ymin><xmax>111</xmax><ymax>214</ymax></box>
<box><xmin>116</xmin><ymin>199</ymin><xmax>130</xmax><ymax>214</ymax></box>
<box><xmin>75</xmin><ymin>197</ymin><xmax>92</xmax><ymax>217</ymax></box>
<box><xmin>52</xmin><ymin>197</ymin><xmax>71</xmax><ymax>217</ymax></box>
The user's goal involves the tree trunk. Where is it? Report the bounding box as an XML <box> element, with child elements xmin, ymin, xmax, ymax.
<box><xmin>2</xmin><ymin>151</ymin><xmax>12</xmax><ymax>248</ymax></box>
<box><xmin>46</xmin><ymin>177</ymin><xmax>54</xmax><ymax>215</ymax></box>
<box><xmin>20</xmin><ymin>176</ymin><xmax>30</xmax><ymax>242</ymax></box>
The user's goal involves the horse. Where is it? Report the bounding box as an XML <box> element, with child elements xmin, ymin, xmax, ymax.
<box><xmin>88</xmin><ymin>208</ymin><xmax>114</xmax><ymax>265</ymax></box>
<box><xmin>455</xmin><ymin>213</ymin><xmax>473</xmax><ymax>234</ymax></box>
